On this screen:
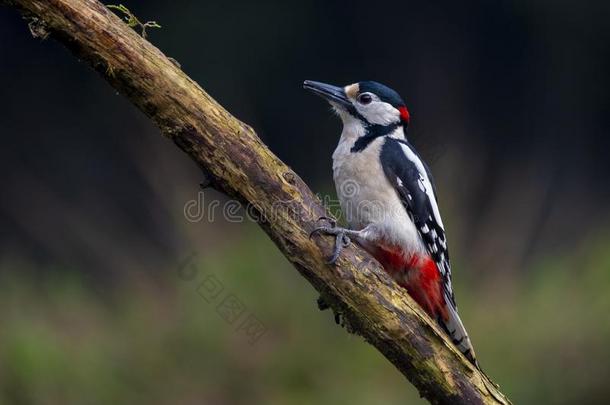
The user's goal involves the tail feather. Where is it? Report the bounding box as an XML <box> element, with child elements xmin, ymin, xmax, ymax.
<box><xmin>440</xmin><ymin>293</ymin><xmax>477</xmax><ymax>366</ymax></box>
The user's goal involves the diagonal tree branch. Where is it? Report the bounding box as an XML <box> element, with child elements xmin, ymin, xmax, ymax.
<box><xmin>1</xmin><ymin>0</ymin><xmax>511</xmax><ymax>403</ymax></box>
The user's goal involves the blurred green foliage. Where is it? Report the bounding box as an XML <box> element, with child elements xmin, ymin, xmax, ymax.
<box><xmin>2</xmin><ymin>0</ymin><xmax>610</xmax><ymax>403</ymax></box>
<box><xmin>1</xmin><ymin>224</ymin><xmax>609</xmax><ymax>404</ymax></box>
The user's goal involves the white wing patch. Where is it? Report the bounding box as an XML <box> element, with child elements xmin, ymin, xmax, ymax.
<box><xmin>398</xmin><ymin>143</ymin><xmax>445</xmax><ymax>230</ymax></box>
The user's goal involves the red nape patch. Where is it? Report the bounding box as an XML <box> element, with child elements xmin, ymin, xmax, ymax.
<box><xmin>398</xmin><ymin>106</ymin><xmax>410</xmax><ymax>124</ymax></box>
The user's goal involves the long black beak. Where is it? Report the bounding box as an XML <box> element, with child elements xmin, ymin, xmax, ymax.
<box><xmin>303</xmin><ymin>80</ymin><xmax>351</xmax><ymax>108</ymax></box>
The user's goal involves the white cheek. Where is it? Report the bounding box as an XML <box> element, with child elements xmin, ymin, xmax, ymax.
<box><xmin>357</xmin><ymin>102</ymin><xmax>400</xmax><ymax>125</ymax></box>
<box><xmin>329</xmin><ymin>102</ymin><xmax>360</xmax><ymax>128</ymax></box>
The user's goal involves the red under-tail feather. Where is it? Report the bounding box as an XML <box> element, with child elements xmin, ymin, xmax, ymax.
<box><xmin>373</xmin><ymin>247</ymin><xmax>477</xmax><ymax>365</ymax></box>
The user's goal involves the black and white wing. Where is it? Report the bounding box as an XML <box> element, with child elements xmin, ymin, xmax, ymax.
<box><xmin>380</xmin><ymin>138</ymin><xmax>454</xmax><ymax>301</ymax></box>
<box><xmin>380</xmin><ymin>137</ymin><xmax>476</xmax><ymax>364</ymax></box>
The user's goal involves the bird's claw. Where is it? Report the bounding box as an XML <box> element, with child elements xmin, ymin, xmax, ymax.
<box><xmin>308</xmin><ymin>216</ymin><xmax>336</xmax><ymax>239</ymax></box>
<box><xmin>309</xmin><ymin>217</ymin><xmax>352</xmax><ymax>264</ymax></box>
<box><xmin>327</xmin><ymin>232</ymin><xmax>351</xmax><ymax>264</ymax></box>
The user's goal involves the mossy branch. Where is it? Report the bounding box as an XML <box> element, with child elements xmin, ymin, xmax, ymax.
<box><xmin>0</xmin><ymin>0</ymin><xmax>511</xmax><ymax>404</ymax></box>
<box><xmin>107</xmin><ymin>3</ymin><xmax>160</xmax><ymax>38</ymax></box>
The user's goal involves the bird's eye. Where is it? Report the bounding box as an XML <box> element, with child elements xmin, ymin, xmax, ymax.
<box><xmin>357</xmin><ymin>93</ymin><xmax>373</xmax><ymax>105</ymax></box>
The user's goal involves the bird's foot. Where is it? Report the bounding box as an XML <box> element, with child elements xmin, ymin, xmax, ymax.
<box><xmin>309</xmin><ymin>217</ymin><xmax>355</xmax><ymax>264</ymax></box>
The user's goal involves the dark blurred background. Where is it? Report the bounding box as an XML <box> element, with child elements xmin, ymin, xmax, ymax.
<box><xmin>1</xmin><ymin>0</ymin><xmax>609</xmax><ymax>404</ymax></box>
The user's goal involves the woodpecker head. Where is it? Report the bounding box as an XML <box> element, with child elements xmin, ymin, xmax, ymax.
<box><xmin>303</xmin><ymin>80</ymin><xmax>410</xmax><ymax>128</ymax></box>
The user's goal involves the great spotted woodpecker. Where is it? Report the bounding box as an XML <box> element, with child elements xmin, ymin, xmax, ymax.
<box><xmin>304</xmin><ymin>80</ymin><xmax>477</xmax><ymax>365</ymax></box>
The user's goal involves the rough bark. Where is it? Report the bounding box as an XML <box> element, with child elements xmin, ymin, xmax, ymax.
<box><xmin>0</xmin><ymin>0</ymin><xmax>511</xmax><ymax>403</ymax></box>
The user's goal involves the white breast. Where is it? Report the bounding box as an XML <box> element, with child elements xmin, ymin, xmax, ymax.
<box><xmin>331</xmin><ymin>126</ymin><xmax>425</xmax><ymax>255</ymax></box>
